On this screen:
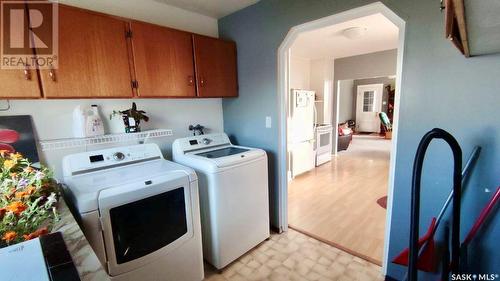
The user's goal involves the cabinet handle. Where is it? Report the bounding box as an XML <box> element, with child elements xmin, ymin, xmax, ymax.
<box><xmin>200</xmin><ymin>76</ymin><xmax>205</xmax><ymax>87</ymax></box>
<box><xmin>188</xmin><ymin>76</ymin><xmax>194</xmax><ymax>86</ymax></box>
<box><xmin>49</xmin><ymin>68</ymin><xmax>56</xmax><ymax>82</ymax></box>
<box><xmin>23</xmin><ymin>68</ymin><xmax>31</xmax><ymax>80</ymax></box>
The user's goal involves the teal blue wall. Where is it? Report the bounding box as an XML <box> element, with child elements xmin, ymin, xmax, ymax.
<box><xmin>219</xmin><ymin>0</ymin><xmax>500</xmax><ymax>279</ymax></box>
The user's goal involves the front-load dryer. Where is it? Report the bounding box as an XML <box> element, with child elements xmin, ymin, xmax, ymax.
<box><xmin>62</xmin><ymin>143</ymin><xmax>204</xmax><ymax>281</ymax></box>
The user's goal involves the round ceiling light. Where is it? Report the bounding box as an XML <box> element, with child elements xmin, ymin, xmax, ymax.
<box><xmin>342</xmin><ymin>27</ymin><xmax>368</xmax><ymax>39</ymax></box>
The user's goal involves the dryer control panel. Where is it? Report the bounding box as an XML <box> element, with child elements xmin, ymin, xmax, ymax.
<box><xmin>62</xmin><ymin>143</ymin><xmax>163</xmax><ymax>177</ymax></box>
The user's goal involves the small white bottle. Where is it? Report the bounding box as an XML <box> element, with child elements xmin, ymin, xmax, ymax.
<box><xmin>85</xmin><ymin>105</ymin><xmax>105</xmax><ymax>137</ymax></box>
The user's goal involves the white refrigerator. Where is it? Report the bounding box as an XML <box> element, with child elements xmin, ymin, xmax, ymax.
<box><xmin>289</xmin><ymin>89</ymin><xmax>316</xmax><ymax>178</ymax></box>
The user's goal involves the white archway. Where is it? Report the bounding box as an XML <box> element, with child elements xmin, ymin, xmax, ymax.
<box><xmin>276</xmin><ymin>2</ymin><xmax>406</xmax><ymax>274</ymax></box>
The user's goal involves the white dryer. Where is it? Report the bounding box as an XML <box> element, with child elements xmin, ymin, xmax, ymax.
<box><xmin>62</xmin><ymin>144</ymin><xmax>204</xmax><ymax>281</ymax></box>
<box><xmin>172</xmin><ymin>133</ymin><xmax>270</xmax><ymax>269</ymax></box>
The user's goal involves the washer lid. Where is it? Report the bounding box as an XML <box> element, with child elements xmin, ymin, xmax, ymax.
<box><xmin>195</xmin><ymin>147</ymin><xmax>249</xmax><ymax>159</ymax></box>
<box><xmin>185</xmin><ymin>145</ymin><xmax>265</xmax><ymax>170</ymax></box>
<box><xmin>63</xmin><ymin>160</ymin><xmax>196</xmax><ymax>213</ymax></box>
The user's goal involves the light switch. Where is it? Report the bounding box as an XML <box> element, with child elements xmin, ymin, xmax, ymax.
<box><xmin>265</xmin><ymin>116</ymin><xmax>272</xmax><ymax>128</ymax></box>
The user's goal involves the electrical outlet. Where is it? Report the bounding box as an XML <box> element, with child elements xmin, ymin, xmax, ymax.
<box><xmin>265</xmin><ymin>116</ymin><xmax>272</xmax><ymax>128</ymax></box>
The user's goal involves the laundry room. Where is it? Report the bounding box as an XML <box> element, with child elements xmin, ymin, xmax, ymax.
<box><xmin>1</xmin><ymin>1</ymin><xmax>500</xmax><ymax>281</ymax></box>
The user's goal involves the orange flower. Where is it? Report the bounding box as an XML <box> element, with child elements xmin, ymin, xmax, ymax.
<box><xmin>2</xmin><ymin>231</ymin><xmax>17</xmax><ymax>242</ymax></box>
<box><xmin>26</xmin><ymin>185</ymin><xmax>36</xmax><ymax>195</ymax></box>
<box><xmin>14</xmin><ymin>186</ymin><xmax>35</xmax><ymax>199</ymax></box>
<box><xmin>15</xmin><ymin>191</ymin><xmax>28</xmax><ymax>199</ymax></box>
<box><xmin>10</xmin><ymin>172</ymin><xmax>17</xmax><ymax>178</ymax></box>
<box><xmin>5</xmin><ymin>201</ymin><xmax>27</xmax><ymax>215</ymax></box>
<box><xmin>23</xmin><ymin>227</ymin><xmax>48</xmax><ymax>241</ymax></box>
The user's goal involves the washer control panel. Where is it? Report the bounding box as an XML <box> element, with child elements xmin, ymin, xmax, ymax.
<box><xmin>173</xmin><ymin>133</ymin><xmax>231</xmax><ymax>154</ymax></box>
<box><xmin>63</xmin><ymin>143</ymin><xmax>163</xmax><ymax>177</ymax></box>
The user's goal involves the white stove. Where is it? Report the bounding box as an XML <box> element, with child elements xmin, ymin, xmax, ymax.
<box><xmin>315</xmin><ymin>124</ymin><xmax>333</xmax><ymax>166</ymax></box>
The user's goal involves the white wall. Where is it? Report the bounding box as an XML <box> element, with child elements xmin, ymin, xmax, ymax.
<box><xmin>289</xmin><ymin>55</ymin><xmax>310</xmax><ymax>90</ymax></box>
<box><xmin>309</xmin><ymin>59</ymin><xmax>334</xmax><ymax>125</ymax></box>
<box><xmin>56</xmin><ymin>0</ymin><xmax>218</xmax><ymax>37</ymax></box>
<box><xmin>0</xmin><ymin>99</ymin><xmax>223</xmax><ymax>178</ymax></box>
<box><xmin>337</xmin><ymin>79</ymin><xmax>354</xmax><ymax>123</ymax></box>
<box><xmin>334</xmin><ymin>49</ymin><xmax>397</xmax><ymax>81</ymax></box>
<box><xmin>0</xmin><ymin>1</ymin><xmax>222</xmax><ymax>179</ymax></box>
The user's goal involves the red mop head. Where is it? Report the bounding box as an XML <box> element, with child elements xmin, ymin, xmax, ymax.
<box><xmin>392</xmin><ymin>218</ymin><xmax>438</xmax><ymax>272</ymax></box>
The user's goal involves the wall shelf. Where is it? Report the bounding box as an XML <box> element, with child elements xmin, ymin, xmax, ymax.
<box><xmin>39</xmin><ymin>129</ymin><xmax>173</xmax><ymax>152</ymax></box>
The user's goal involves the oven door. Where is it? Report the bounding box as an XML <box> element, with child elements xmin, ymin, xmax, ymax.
<box><xmin>98</xmin><ymin>172</ymin><xmax>193</xmax><ymax>276</ymax></box>
<box><xmin>316</xmin><ymin>128</ymin><xmax>332</xmax><ymax>154</ymax></box>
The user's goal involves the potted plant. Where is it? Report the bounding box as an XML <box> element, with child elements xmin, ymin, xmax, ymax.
<box><xmin>110</xmin><ymin>102</ymin><xmax>149</xmax><ymax>133</ymax></box>
<box><xmin>0</xmin><ymin>151</ymin><xmax>60</xmax><ymax>248</ymax></box>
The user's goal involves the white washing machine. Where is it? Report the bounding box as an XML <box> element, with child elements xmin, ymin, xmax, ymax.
<box><xmin>62</xmin><ymin>144</ymin><xmax>204</xmax><ymax>281</ymax></box>
<box><xmin>172</xmin><ymin>133</ymin><xmax>270</xmax><ymax>269</ymax></box>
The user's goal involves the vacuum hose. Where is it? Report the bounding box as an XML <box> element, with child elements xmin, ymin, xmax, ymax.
<box><xmin>408</xmin><ymin>128</ymin><xmax>462</xmax><ymax>281</ymax></box>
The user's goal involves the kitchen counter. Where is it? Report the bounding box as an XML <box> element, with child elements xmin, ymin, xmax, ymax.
<box><xmin>52</xmin><ymin>200</ymin><xmax>110</xmax><ymax>281</ymax></box>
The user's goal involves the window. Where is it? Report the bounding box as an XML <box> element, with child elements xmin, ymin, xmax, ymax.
<box><xmin>363</xmin><ymin>91</ymin><xmax>375</xmax><ymax>112</ymax></box>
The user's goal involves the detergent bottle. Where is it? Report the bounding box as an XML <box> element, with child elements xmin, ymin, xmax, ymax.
<box><xmin>85</xmin><ymin>105</ymin><xmax>105</xmax><ymax>137</ymax></box>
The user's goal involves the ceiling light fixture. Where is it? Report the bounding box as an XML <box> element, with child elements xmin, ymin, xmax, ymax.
<box><xmin>342</xmin><ymin>27</ymin><xmax>368</xmax><ymax>39</ymax></box>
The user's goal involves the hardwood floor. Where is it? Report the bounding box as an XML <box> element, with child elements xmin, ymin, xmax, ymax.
<box><xmin>288</xmin><ymin>135</ymin><xmax>392</xmax><ymax>265</ymax></box>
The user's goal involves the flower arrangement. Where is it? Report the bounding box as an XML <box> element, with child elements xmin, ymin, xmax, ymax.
<box><xmin>0</xmin><ymin>151</ymin><xmax>60</xmax><ymax>248</ymax></box>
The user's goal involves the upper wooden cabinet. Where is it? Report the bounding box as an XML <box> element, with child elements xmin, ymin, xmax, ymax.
<box><xmin>0</xmin><ymin>2</ymin><xmax>42</xmax><ymax>98</ymax></box>
<box><xmin>35</xmin><ymin>5</ymin><xmax>134</xmax><ymax>98</ymax></box>
<box><xmin>0</xmin><ymin>69</ymin><xmax>41</xmax><ymax>98</ymax></box>
<box><xmin>0</xmin><ymin>3</ymin><xmax>238</xmax><ymax>99</ymax></box>
<box><xmin>193</xmin><ymin>35</ymin><xmax>238</xmax><ymax>98</ymax></box>
<box><xmin>130</xmin><ymin>21</ymin><xmax>196</xmax><ymax>98</ymax></box>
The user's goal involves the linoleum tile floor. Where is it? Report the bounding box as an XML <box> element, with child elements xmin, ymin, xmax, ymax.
<box><xmin>204</xmin><ymin>229</ymin><xmax>384</xmax><ymax>281</ymax></box>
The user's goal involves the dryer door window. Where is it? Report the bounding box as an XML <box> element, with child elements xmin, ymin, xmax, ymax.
<box><xmin>109</xmin><ymin>187</ymin><xmax>187</xmax><ymax>264</ymax></box>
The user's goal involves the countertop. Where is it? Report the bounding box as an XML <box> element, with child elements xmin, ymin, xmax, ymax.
<box><xmin>52</xmin><ymin>200</ymin><xmax>110</xmax><ymax>281</ymax></box>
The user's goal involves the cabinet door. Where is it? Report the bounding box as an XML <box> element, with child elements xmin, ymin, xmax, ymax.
<box><xmin>130</xmin><ymin>21</ymin><xmax>196</xmax><ymax>98</ymax></box>
<box><xmin>0</xmin><ymin>68</ymin><xmax>41</xmax><ymax>99</ymax></box>
<box><xmin>35</xmin><ymin>5</ymin><xmax>134</xmax><ymax>98</ymax></box>
<box><xmin>193</xmin><ymin>35</ymin><xmax>238</xmax><ymax>98</ymax></box>
<box><xmin>0</xmin><ymin>1</ymin><xmax>41</xmax><ymax>98</ymax></box>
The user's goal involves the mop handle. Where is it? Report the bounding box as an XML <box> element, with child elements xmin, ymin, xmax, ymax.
<box><xmin>462</xmin><ymin>186</ymin><xmax>500</xmax><ymax>246</ymax></box>
<box><xmin>432</xmin><ymin>146</ymin><xmax>481</xmax><ymax>235</ymax></box>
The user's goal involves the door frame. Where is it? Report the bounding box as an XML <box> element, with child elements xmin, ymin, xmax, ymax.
<box><xmin>276</xmin><ymin>2</ymin><xmax>406</xmax><ymax>274</ymax></box>
<box><xmin>355</xmin><ymin>83</ymin><xmax>384</xmax><ymax>133</ymax></box>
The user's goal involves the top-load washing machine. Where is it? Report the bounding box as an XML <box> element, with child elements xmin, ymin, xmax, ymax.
<box><xmin>62</xmin><ymin>143</ymin><xmax>204</xmax><ymax>281</ymax></box>
<box><xmin>172</xmin><ymin>133</ymin><xmax>270</xmax><ymax>269</ymax></box>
